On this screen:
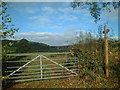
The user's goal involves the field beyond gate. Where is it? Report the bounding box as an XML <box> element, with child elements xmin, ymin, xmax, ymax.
<box><xmin>3</xmin><ymin>52</ymin><xmax>79</xmax><ymax>83</ymax></box>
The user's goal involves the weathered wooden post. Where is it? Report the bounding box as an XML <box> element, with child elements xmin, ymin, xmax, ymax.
<box><xmin>0</xmin><ymin>31</ymin><xmax>3</xmax><ymax>89</ymax></box>
<box><xmin>103</xmin><ymin>25</ymin><xmax>110</xmax><ymax>78</ymax></box>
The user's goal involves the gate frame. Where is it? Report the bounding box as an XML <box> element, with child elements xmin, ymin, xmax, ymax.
<box><xmin>5</xmin><ymin>52</ymin><xmax>79</xmax><ymax>82</ymax></box>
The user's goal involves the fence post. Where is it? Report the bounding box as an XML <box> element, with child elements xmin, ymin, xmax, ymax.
<box><xmin>40</xmin><ymin>55</ymin><xmax>43</xmax><ymax>79</ymax></box>
<box><xmin>0</xmin><ymin>32</ymin><xmax>3</xmax><ymax>89</ymax></box>
<box><xmin>103</xmin><ymin>25</ymin><xmax>110</xmax><ymax>78</ymax></box>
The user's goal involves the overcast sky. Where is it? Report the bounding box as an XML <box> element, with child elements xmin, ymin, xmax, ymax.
<box><xmin>6</xmin><ymin>2</ymin><xmax>118</xmax><ymax>46</ymax></box>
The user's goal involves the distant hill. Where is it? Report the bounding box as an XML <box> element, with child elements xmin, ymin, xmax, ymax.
<box><xmin>2</xmin><ymin>39</ymin><xmax>70</xmax><ymax>54</ymax></box>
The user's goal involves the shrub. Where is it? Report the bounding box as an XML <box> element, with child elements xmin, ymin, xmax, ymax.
<box><xmin>71</xmin><ymin>40</ymin><xmax>119</xmax><ymax>80</ymax></box>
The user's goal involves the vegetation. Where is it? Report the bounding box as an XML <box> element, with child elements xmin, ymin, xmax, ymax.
<box><xmin>2</xmin><ymin>31</ymin><xmax>119</xmax><ymax>88</ymax></box>
<box><xmin>70</xmin><ymin>2</ymin><xmax>119</xmax><ymax>85</ymax></box>
<box><xmin>7</xmin><ymin>76</ymin><xmax>118</xmax><ymax>88</ymax></box>
<box><xmin>2</xmin><ymin>39</ymin><xmax>70</xmax><ymax>54</ymax></box>
<box><xmin>0</xmin><ymin>2</ymin><xmax>19</xmax><ymax>58</ymax></box>
<box><xmin>71</xmin><ymin>2</ymin><xmax>119</xmax><ymax>23</ymax></box>
<box><xmin>1</xmin><ymin>2</ymin><xmax>119</xmax><ymax>89</ymax></box>
<box><xmin>70</xmin><ymin>28</ymin><xmax>119</xmax><ymax>86</ymax></box>
<box><xmin>0</xmin><ymin>2</ymin><xmax>19</xmax><ymax>38</ymax></box>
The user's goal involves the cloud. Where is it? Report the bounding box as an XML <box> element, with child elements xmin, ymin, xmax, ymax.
<box><xmin>100</xmin><ymin>6</ymin><xmax>118</xmax><ymax>23</ymax></box>
<box><xmin>14</xmin><ymin>32</ymin><xmax>77</xmax><ymax>46</ymax></box>
<box><xmin>108</xmin><ymin>8</ymin><xmax>118</xmax><ymax>20</ymax></box>
<box><xmin>42</xmin><ymin>6</ymin><xmax>57</xmax><ymax>14</ymax></box>
<box><xmin>58</xmin><ymin>7</ymin><xmax>72</xmax><ymax>14</ymax></box>
<box><xmin>41</xmin><ymin>6</ymin><xmax>79</xmax><ymax>21</ymax></box>
<box><xmin>28</xmin><ymin>15</ymin><xmax>51</xmax><ymax>26</ymax></box>
<box><xmin>59</xmin><ymin>14</ymin><xmax>78</xmax><ymax>21</ymax></box>
<box><xmin>27</xmin><ymin>6</ymin><xmax>83</xmax><ymax>30</ymax></box>
<box><xmin>109</xmin><ymin>36</ymin><xmax>119</xmax><ymax>40</ymax></box>
<box><xmin>13</xmin><ymin>28</ymin><xmax>100</xmax><ymax>46</ymax></box>
<box><xmin>24</xmin><ymin>8</ymin><xmax>38</xmax><ymax>14</ymax></box>
<box><xmin>9</xmin><ymin>3</ymin><xmax>39</xmax><ymax>14</ymax></box>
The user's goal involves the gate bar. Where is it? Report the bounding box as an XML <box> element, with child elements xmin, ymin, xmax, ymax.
<box><xmin>14</xmin><ymin>75</ymin><xmax>77</xmax><ymax>82</ymax></box>
<box><xmin>8</xmin><ymin>55</ymin><xmax>40</xmax><ymax>77</ymax></box>
<box><xmin>12</xmin><ymin>72</ymin><xmax>41</xmax><ymax>76</ymax></box>
<box><xmin>41</xmin><ymin>55</ymin><xmax>78</xmax><ymax>75</ymax></box>
<box><xmin>6</xmin><ymin>52</ymin><xmax>74</xmax><ymax>56</ymax></box>
<box><xmin>6</xmin><ymin>58</ymin><xmax>77</xmax><ymax>62</ymax></box>
<box><xmin>8</xmin><ymin>72</ymin><xmax>73</xmax><ymax>79</ymax></box>
<box><xmin>40</xmin><ymin>55</ymin><xmax>43</xmax><ymax>79</ymax></box>
<box><xmin>6</xmin><ymin>62</ymin><xmax>78</xmax><ymax>69</ymax></box>
<box><xmin>43</xmin><ymin>69</ymin><xmax>77</xmax><ymax>73</ymax></box>
<box><xmin>5</xmin><ymin>66</ymin><xmax>78</xmax><ymax>72</ymax></box>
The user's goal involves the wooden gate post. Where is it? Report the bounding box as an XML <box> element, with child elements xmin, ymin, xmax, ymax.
<box><xmin>103</xmin><ymin>25</ymin><xmax>110</xmax><ymax>78</ymax></box>
<box><xmin>0</xmin><ymin>32</ymin><xmax>3</xmax><ymax>89</ymax></box>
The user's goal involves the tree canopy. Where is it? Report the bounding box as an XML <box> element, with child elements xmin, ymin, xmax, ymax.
<box><xmin>16</xmin><ymin>39</ymin><xmax>31</xmax><ymax>53</ymax></box>
<box><xmin>0</xmin><ymin>2</ymin><xmax>19</xmax><ymax>38</ymax></box>
<box><xmin>71</xmin><ymin>2</ymin><xmax>119</xmax><ymax>23</ymax></box>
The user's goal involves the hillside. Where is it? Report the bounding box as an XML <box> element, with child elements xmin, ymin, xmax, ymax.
<box><xmin>2</xmin><ymin>39</ymin><xmax>70</xmax><ymax>54</ymax></box>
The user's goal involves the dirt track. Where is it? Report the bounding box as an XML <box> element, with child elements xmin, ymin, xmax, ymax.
<box><xmin>6</xmin><ymin>76</ymin><xmax>118</xmax><ymax>89</ymax></box>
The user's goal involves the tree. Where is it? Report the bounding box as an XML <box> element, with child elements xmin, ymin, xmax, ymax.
<box><xmin>16</xmin><ymin>39</ymin><xmax>31</xmax><ymax>53</ymax></box>
<box><xmin>71</xmin><ymin>2</ymin><xmax>119</xmax><ymax>23</ymax></box>
<box><xmin>71</xmin><ymin>1</ymin><xmax>119</xmax><ymax>78</ymax></box>
<box><xmin>0</xmin><ymin>2</ymin><xmax>19</xmax><ymax>38</ymax></box>
<box><xmin>0</xmin><ymin>2</ymin><xmax>19</xmax><ymax>55</ymax></box>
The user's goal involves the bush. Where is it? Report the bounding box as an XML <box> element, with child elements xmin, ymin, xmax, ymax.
<box><xmin>76</xmin><ymin>49</ymin><xmax>105</xmax><ymax>79</ymax></box>
<box><xmin>71</xmin><ymin>40</ymin><xmax>119</xmax><ymax>80</ymax></box>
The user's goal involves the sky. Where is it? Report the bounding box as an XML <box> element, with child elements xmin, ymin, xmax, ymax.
<box><xmin>6</xmin><ymin>2</ymin><xmax>118</xmax><ymax>46</ymax></box>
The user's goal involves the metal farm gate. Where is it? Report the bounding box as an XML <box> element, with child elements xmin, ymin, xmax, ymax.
<box><xmin>3</xmin><ymin>52</ymin><xmax>79</xmax><ymax>83</ymax></box>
